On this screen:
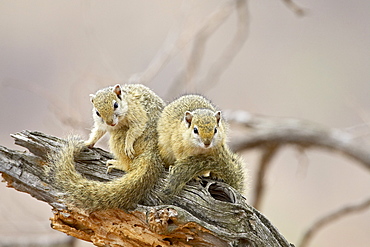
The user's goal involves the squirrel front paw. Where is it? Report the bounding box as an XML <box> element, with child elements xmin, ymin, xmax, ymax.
<box><xmin>84</xmin><ymin>140</ymin><xmax>95</xmax><ymax>148</ymax></box>
<box><xmin>124</xmin><ymin>145</ymin><xmax>136</xmax><ymax>159</ymax></box>
<box><xmin>106</xmin><ymin>160</ymin><xmax>118</xmax><ymax>174</ymax></box>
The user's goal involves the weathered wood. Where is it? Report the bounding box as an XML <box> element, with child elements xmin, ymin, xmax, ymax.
<box><xmin>0</xmin><ymin>130</ymin><xmax>293</xmax><ymax>247</ymax></box>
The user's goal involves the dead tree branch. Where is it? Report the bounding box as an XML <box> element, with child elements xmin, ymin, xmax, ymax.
<box><xmin>178</xmin><ymin>0</ymin><xmax>236</xmax><ymax>91</ymax></box>
<box><xmin>226</xmin><ymin>111</ymin><xmax>370</xmax><ymax>171</ymax></box>
<box><xmin>0</xmin><ymin>130</ymin><xmax>292</xmax><ymax>247</ymax></box>
<box><xmin>199</xmin><ymin>0</ymin><xmax>250</xmax><ymax>92</ymax></box>
<box><xmin>298</xmin><ymin>197</ymin><xmax>370</xmax><ymax>247</ymax></box>
<box><xmin>253</xmin><ymin>144</ymin><xmax>280</xmax><ymax>210</ymax></box>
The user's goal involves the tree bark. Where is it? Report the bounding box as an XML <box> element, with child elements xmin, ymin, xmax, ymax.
<box><xmin>0</xmin><ymin>130</ymin><xmax>292</xmax><ymax>247</ymax></box>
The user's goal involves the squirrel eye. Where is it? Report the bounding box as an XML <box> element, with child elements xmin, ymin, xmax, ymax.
<box><xmin>113</xmin><ymin>102</ymin><xmax>118</xmax><ymax>109</ymax></box>
<box><xmin>193</xmin><ymin>127</ymin><xmax>199</xmax><ymax>134</ymax></box>
<box><xmin>96</xmin><ymin>111</ymin><xmax>101</xmax><ymax>117</ymax></box>
<box><xmin>214</xmin><ymin>127</ymin><xmax>218</xmax><ymax>134</ymax></box>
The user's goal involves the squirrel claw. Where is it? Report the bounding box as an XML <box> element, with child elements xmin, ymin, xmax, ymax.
<box><xmin>106</xmin><ymin>166</ymin><xmax>113</xmax><ymax>174</ymax></box>
<box><xmin>125</xmin><ymin>146</ymin><xmax>135</xmax><ymax>159</ymax></box>
<box><xmin>106</xmin><ymin>160</ymin><xmax>116</xmax><ymax>174</ymax></box>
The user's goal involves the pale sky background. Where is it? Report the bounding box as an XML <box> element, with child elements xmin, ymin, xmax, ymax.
<box><xmin>0</xmin><ymin>1</ymin><xmax>369</xmax><ymax>246</ymax></box>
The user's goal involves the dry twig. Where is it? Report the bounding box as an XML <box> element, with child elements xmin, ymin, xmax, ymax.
<box><xmin>298</xmin><ymin>197</ymin><xmax>370</xmax><ymax>247</ymax></box>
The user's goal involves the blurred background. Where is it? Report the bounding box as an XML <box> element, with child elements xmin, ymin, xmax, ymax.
<box><xmin>0</xmin><ymin>0</ymin><xmax>369</xmax><ymax>246</ymax></box>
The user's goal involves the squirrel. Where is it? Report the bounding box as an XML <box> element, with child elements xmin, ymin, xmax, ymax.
<box><xmin>48</xmin><ymin>87</ymin><xmax>245</xmax><ymax>211</ymax></box>
<box><xmin>48</xmin><ymin>84</ymin><xmax>166</xmax><ymax>211</ymax></box>
<box><xmin>157</xmin><ymin>94</ymin><xmax>245</xmax><ymax>198</ymax></box>
<box><xmin>85</xmin><ymin>84</ymin><xmax>164</xmax><ymax>173</ymax></box>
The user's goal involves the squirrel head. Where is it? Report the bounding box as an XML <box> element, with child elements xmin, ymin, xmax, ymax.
<box><xmin>183</xmin><ymin>109</ymin><xmax>224</xmax><ymax>149</ymax></box>
<box><xmin>90</xmin><ymin>84</ymin><xmax>128</xmax><ymax>127</ymax></box>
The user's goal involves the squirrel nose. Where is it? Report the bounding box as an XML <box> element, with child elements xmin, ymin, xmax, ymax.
<box><xmin>106</xmin><ymin>121</ymin><xmax>116</xmax><ymax>127</ymax></box>
<box><xmin>203</xmin><ymin>140</ymin><xmax>211</xmax><ymax>148</ymax></box>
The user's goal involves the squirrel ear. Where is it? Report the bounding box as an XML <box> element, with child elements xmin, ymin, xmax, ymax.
<box><xmin>184</xmin><ymin>111</ymin><xmax>193</xmax><ymax>127</ymax></box>
<box><xmin>89</xmin><ymin>94</ymin><xmax>95</xmax><ymax>103</ymax></box>
<box><xmin>215</xmin><ymin>111</ymin><xmax>221</xmax><ymax>125</ymax></box>
<box><xmin>113</xmin><ymin>84</ymin><xmax>122</xmax><ymax>100</ymax></box>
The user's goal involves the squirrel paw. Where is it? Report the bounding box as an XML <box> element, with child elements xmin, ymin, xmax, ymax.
<box><xmin>84</xmin><ymin>140</ymin><xmax>95</xmax><ymax>149</ymax></box>
<box><xmin>124</xmin><ymin>145</ymin><xmax>136</xmax><ymax>159</ymax></box>
<box><xmin>106</xmin><ymin>160</ymin><xmax>118</xmax><ymax>174</ymax></box>
<box><xmin>106</xmin><ymin>167</ymin><xmax>113</xmax><ymax>174</ymax></box>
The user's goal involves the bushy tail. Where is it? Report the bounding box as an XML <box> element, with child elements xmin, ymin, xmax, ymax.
<box><xmin>48</xmin><ymin>136</ymin><xmax>164</xmax><ymax>211</ymax></box>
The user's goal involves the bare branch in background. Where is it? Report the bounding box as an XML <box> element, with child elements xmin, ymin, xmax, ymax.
<box><xmin>298</xmin><ymin>197</ymin><xmax>370</xmax><ymax>247</ymax></box>
<box><xmin>199</xmin><ymin>0</ymin><xmax>250</xmax><ymax>92</ymax></box>
<box><xmin>128</xmin><ymin>0</ymin><xmax>307</xmax><ymax>96</ymax></box>
<box><xmin>225</xmin><ymin>110</ymin><xmax>370</xmax><ymax>171</ymax></box>
<box><xmin>128</xmin><ymin>0</ymin><xmax>306</xmax><ymax>97</ymax></box>
<box><xmin>129</xmin><ymin>1</ymin><xmax>235</xmax><ymax>89</ymax></box>
<box><xmin>126</xmin><ymin>1</ymin><xmax>249</xmax><ymax>98</ymax></box>
<box><xmin>281</xmin><ymin>0</ymin><xmax>306</xmax><ymax>16</ymax></box>
<box><xmin>253</xmin><ymin>144</ymin><xmax>280</xmax><ymax>210</ymax></box>
<box><xmin>175</xmin><ymin>0</ymin><xmax>236</xmax><ymax>92</ymax></box>
<box><xmin>165</xmin><ymin>1</ymin><xmax>238</xmax><ymax>97</ymax></box>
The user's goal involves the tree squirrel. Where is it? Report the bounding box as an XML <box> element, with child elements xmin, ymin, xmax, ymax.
<box><xmin>157</xmin><ymin>94</ymin><xmax>245</xmax><ymax>198</ymax></box>
<box><xmin>48</xmin><ymin>84</ymin><xmax>166</xmax><ymax>211</ymax></box>
<box><xmin>49</xmin><ymin>88</ymin><xmax>245</xmax><ymax>211</ymax></box>
<box><xmin>85</xmin><ymin>84</ymin><xmax>164</xmax><ymax>173</ymax></box>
